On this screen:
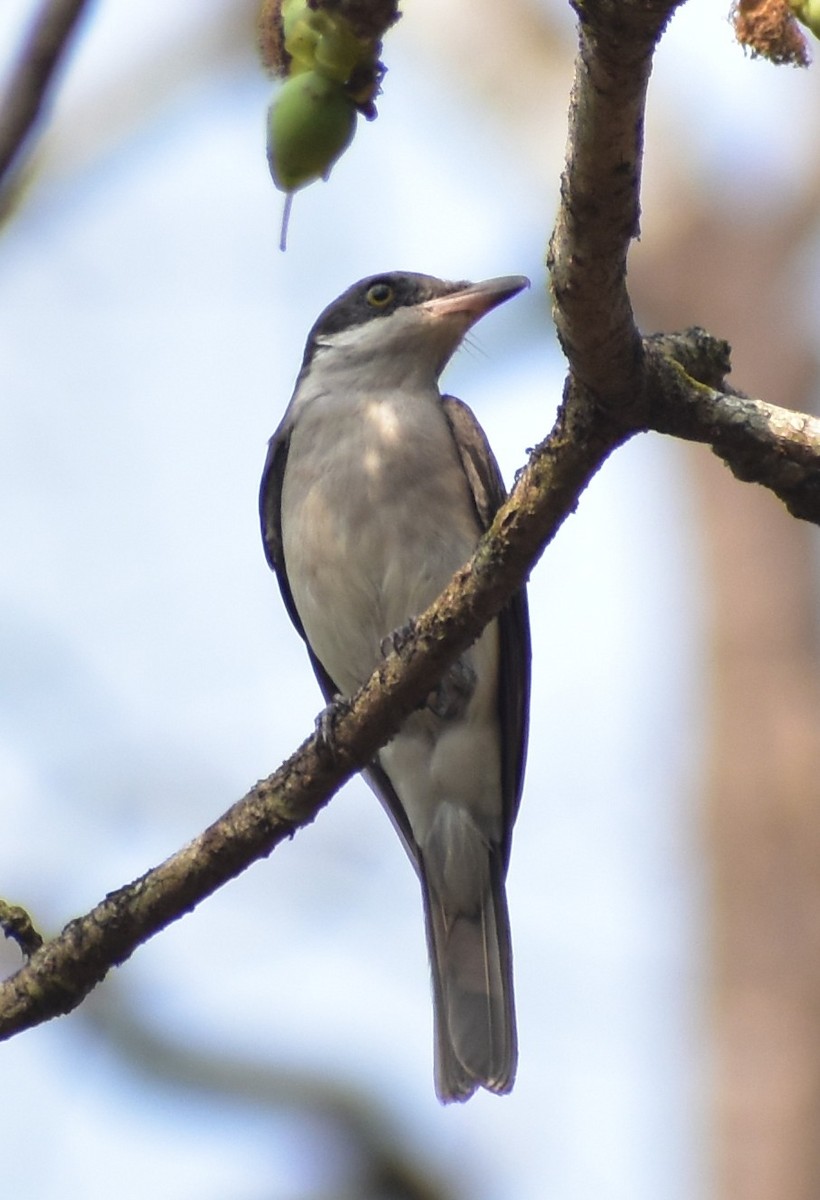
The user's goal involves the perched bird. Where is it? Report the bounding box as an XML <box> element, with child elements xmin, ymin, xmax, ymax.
<box><xmin>260</xmin><ymin>271</ymin><xmax>531</xmax><ymax>1101</ymax></box>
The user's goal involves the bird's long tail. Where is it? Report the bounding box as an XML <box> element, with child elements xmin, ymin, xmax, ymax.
<box><xmin>420</xmin><ymin>815</ymin><xmax>517</xmax><ymax>1103</ymax></box>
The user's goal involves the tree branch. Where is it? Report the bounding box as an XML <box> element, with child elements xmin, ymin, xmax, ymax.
<box><xmin>646</xmin><ymin>331</ymin><xmax>820</xmax><ymax>522</ymax></box>
<box><xmin>0</xmin><ymin>386</ymin><xmax>623</xmax><ymax>1040</ymax></box>
<box><xmin>85</xmin><ymin>982</ymin><xmax>458</xmax><ymax>1200</ymax></box>
<box><xmin>3</xmin><ymin>0</ymin><xmax>819</xmax><ymax>1042</ymax></box>
<box><xmin>547</xmin><ymin>0</ymin><xmax>682</xmax><ymax>410</ymax></box>
<box><xmin>545</xmin><ymin>0</ymin><xmax>820</xmax><ymax>521</ymax></box>
<box><xmin>0</xmin><ymin>0</ymin><xmax>93</xmax><ymax>189</ymax></box>
<box><xmin>0</xmin><ymin>900</ymin><xmax>44</xmax><ymax>960</ymax></box>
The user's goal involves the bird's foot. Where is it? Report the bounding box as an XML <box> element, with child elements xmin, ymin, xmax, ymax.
<box><xmin>379</xmin><ymin>617</ymin><xmax>418</xmax><ymax>660</ymax></box>
<box><xmin>380</xmin><ymin>619</ymin><xmax>476</xmax><ymax>720</ymax></box>
<box><xmin>427</xmin><ymin>656</ymin><xmax>476</xmax><ymax>720</ymax></box>
<box><xmin>314</xmin><ymin>694</ymin><xmax>350</xmax><ymax>764</ymax></box>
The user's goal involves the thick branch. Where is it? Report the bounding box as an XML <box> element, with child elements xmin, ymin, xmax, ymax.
<box><xmin>547</xmin><ymin>0</ymin><xmax>681</xmax><ymax>409</ymax></box>
<box><xmin>0</xmin><ymin>393</ymin><xmax>625</xmax><ymax>1041</ymax></box>
<box><xmin>4</xmin><ymin>0</ymin><xmax>820</xmax><ymax>1043</ymax></box>
<box><xmin>646</xmin><ymin>332</ymin><xmax>820</xmax><ymax>522</ymax></box>
<box><xmin>0</xmin><ymin>0</ymin><xmax>92</xmax><ymax>188</ymax></box>
<box><xmin>1</xmin><ymin>0</ymin><xmax>640</xmax><ymax>1042</ymax></box>
<box><xmin>2</xmin><ymin>320</ymin><xmax>817</xmax><ymax>1039</ymax></box>
<box><xmin>3</xmin><ymin>0</ymin><xmax>819</xmax><ymax>1043</ymax></box>
<box><xmin>545</xmin><ymin>0</ymin><xmax>820</xmax><ymax>520</ymax></box>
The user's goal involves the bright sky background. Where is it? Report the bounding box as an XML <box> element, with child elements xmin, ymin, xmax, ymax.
<box><xmin>1</xmin><ymin>2</ymin><xmax>817</xmax><ymax>1197</ymax></box>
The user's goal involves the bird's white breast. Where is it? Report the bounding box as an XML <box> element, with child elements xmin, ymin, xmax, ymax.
<box><xmin>281</xmin><ymin>384</ymin><xmax>483</xmax><ymax>695</ymax></box>
<box><xmin>282</xmin><ymin>370</ymin><xmax>505</xmax><ymax>846</ymax></box>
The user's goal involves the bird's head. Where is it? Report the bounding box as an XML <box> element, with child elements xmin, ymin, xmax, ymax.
<box><xmin>298</xmin><ymin>272</ymin><xmax>529</xmax><ymax>390</ymax></box>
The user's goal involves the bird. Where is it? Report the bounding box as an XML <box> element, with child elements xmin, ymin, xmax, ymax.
<box><xmin>259</xmin><ymin>271</ymin><xmax>531</xmax><ymax>1102</ymax></box>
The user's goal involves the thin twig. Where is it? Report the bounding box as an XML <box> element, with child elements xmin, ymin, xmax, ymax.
<box><xmin>0</xmin><ymin>900</ymin><xmax>44</xmax><ymax>959</ymax></box>
<box><xmin>646</xmin><ymin>332</ymin><xmax>820</xmax><ymax>522</ymax></box>
<box><xmin>0</xmin><ymin>0</ymin><xmax>93</xmax><ymax>188</ymax></box>
<box><xmin>85</xmin><ymin>983</ymin><xmax>458</xmax><ymax>1200</ymax></box>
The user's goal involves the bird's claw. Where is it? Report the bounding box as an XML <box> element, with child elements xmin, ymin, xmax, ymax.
<box><xmin>380</xmin><ymin>619</ymin><xmax>476</xmax><ymax>720</ymax></box>
<box><xmin>427</xmin><ymin>656</ymin><xmax>477</xmax><ymax>720</ymax></box>
<box><xmin>314</xmin><ymin>694</ymin><xmax>349</xmax><ymax>764</ymax></box>
<box><xmin>379</xmin><ymin>617</ymin><xmax>418</xmax><ymax>660</ymax></box>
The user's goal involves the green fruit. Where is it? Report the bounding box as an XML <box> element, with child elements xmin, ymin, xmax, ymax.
<box><xmin>790</xmin><ymin>0</ymin><xmax>820</xmax><ymax>35</ymax></box>
<box><xmin>281</xmin><ymin>0</ymin><xmax>311</xmax><ymax>42</ymax></box>
<box><xmin>313</xmin><ymin>13</ymin><xmax>369</xmax><ymax>83</ymax></box>
<box><xmin>281</xmin><ymin>1</ymin><xmax>319</xmax><ymax>74</ymax></box>
<box><xmin>267</xmin><ymin>71</ymin><xmax>356</xmax><ymax>193</ymax></box>
<box><xmin>280</xmin><ymin>1</ymin><xmax>371</xmax><ymax>84</ymax></box>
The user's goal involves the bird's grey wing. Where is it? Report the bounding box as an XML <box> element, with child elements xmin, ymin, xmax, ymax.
<box><xmin>370</xmin><ymin>393</ymin><xmax>534</xmax><ymax>874</ymax></box>
<box><xmin>441</xmin><ymin>394</ymin><xmax>531</xmax><ymax>866</ymax></box>
<box><xmin>422</xmin><ymin>394</ymin><xmax>530</xmax><ymax>1099</ymax></box>
<box><xmin>259</xmin><ymin>422</ymin><xmax>339</xmax><ymax>707</ymax></box>
<box><xmin>259</xmin><ymin>420</ymin><xmax>419</xmax><ymax>860</ymax></box>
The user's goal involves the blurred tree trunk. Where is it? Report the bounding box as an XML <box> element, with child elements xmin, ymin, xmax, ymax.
<box><xmin>632</xmin><ymin>197</ymin><xmax>820</xmax><ymax>1200</ymax></box>
<box><xmin>411</xmin><ymin>2</ymin><xmax>820</xmax><ymax>1192</ymax></box>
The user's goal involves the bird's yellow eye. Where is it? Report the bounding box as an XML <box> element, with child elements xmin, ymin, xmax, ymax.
<box><xmin>366</xmin><ymin>282</ymin><xmax>394</xmax><ymax>308</ymax></box>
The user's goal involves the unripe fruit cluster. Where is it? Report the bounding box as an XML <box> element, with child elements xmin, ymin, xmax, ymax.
<box><xmin>267</xmin><ymin>0</ymin><xmax>381</xmax><ymax>194</ymax></box>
